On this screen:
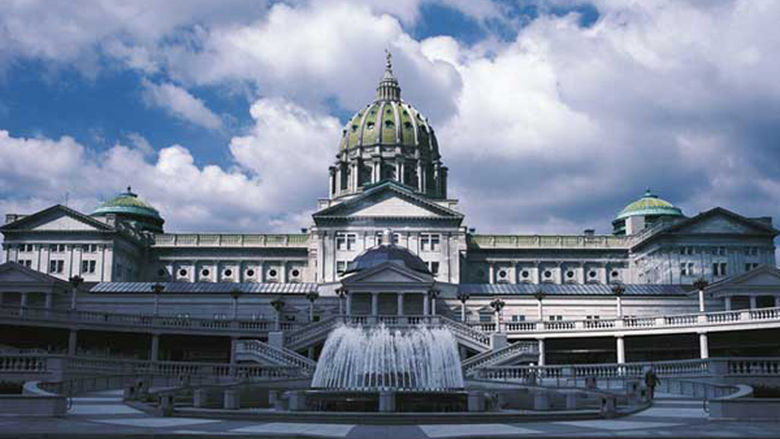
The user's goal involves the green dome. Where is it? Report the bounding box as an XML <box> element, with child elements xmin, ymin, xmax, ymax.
<box><xmin>615</xmin><ymin>189</ymin><xmax>683</xmax><ymax>220</ymax></box>
<box><xmin>337</xmin><ymin>52</ymin><xmax>439</xmax><ymax>157</ymax></box>
<box><xmin>91</xmin><ymin>187</ymin><xmax>164</xmax><ymax>233</ymax></box>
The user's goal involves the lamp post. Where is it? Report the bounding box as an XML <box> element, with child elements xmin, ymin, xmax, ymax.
<box><xmin>612</xmin><ymin>283</ymin><xmax>625</xmax><ymax>319</ymax></box>
<box><xmin>230</xmin><ymin>288</ymin><xmax>242</xmax><ymax>320</ymax></box>
<box><xmin>428</xmin><ymin>285</ymin><xmax>441</xmax><ymax>316</ymax></box>
<box><xmin>270</xmin><ymin>297</ymin><xmax>285</xmax><ymax>331</ymax></box>
<box><xmin>490</xmin><ymin>298</ymin><xmax>506</xmax><ymax>333</ymax></box>
<box><xmin>305</xmin><ymin>291</ymin><xmax>319</xmax><ymax>322</ymax></box>
<box><xmin>457</xmin><ymin>292</ymin><xmax>470</xmax><ymax>323</ymax></box>
<box><xmin>151</xmin><ymin>282</ymin><xmax>165</xmax><ymax>316</ymax></box>
<box><xmin>69</xmin><ymin>275</ymin><xmax>84</xmax><ymax>311</ymax></box>
<box><xmin>533</xmin><ymin>290</ymin><xmax>546</xmax><ymax>321</ymax></box>
<box><xmin>336</xmin><ymin>288</ymin><xmax>347</xmax><ymax>315</ymax></box>
<box><xmin>693</xmin><ymin>278</ymin><xmax>709</xmax><ymax>313</ymax></box>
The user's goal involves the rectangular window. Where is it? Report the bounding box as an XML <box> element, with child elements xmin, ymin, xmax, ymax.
<box><xmin>548</xmin><ymin>315</ymin><xmax>563</xmax><ymax>321</ymax></box>
<box><xmin>82</xmin><ymin>260</ymin><xmax>96</xmax><ymax>274</ymax></box>
<box><xmin>49</xmin><ymin>260</ymin><xmax>64</xmax><ymax>273</ymax></box>
<box><xmin>336</xmin><ymin>261</ymin><xmax>347</xmax><ymax>275</ymax></box>
<box><xmin>18</xmin><ymin>259</ymin><xmax>32</xmax><ymax>268</ymax></box>
<box><xmin>713</xmin><ymin>262</ymin><xmax>727</xmax><ymax>277</ymax></box>
<box><xmin>511</xmin><ymin>315</ymin><xmax>526</xmax><ymax>322</ymax></box>
<box><xmin>420</xmin><ymin>233</ymin><xmax>441</xmax><ymax>252</ymax></box>
<box><xmin>429</xmin><ymin>261</ymin><xmax>440</xmax><ymax>276</ymax></box>
<box><xmin>479</xmin><ymin>314</ymin><xmax>492</xmax><ymax>323</ymax></box>
<box><xmin>336</xmin><ymin>233</ymin><xmax>357</xmax><ymax>251</ymax></box>
<box><xmin>680</xmin><ymin>262</ymin><xmax>687</xmax><ymax>276</ymax></box>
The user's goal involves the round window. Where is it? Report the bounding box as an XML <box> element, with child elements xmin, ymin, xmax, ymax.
<box><xmin>224</xmin><ymin>269</ymin><xmax>232</xmax><ymax>277</ymax></box>
<box><xmin>246</xmin><ymin>269</ymin><xmax>255</xmax><ymax>277</ymax></box>
<box><xmin>179</xmin><ymin>269</ymin><xmax>187</xmax><ymax>276</ymax></box>
<box><xmin>611</xmin><ymin>270</ymin><xmax>619</xmax><ymax>278</ymax></box>
<box><xmin>268</xmin><ymin>269</ymin><xmax>278</xmax><ymax>277</ymax></box>
<box><xmin>498</xmin><ymin>270</ymin><xmax>507</xmax><ymax>279</ymax></box>
<box><xmin>521</xmin><ymin>270</ymin><xmax>530</xmax><ymax>278</ymax></box>
<box><xmin>201</xmin><ymin>269</ymin><xmax>210</xmax><ymax>277</ymax></box>
<box><xmin>544</xmin><ymin>270</ymin><xmax>552</xmax><ymax>278</ymax></box>
<box><xmin>589</xmin><ymin>270</ymin><xmax>597</xmax><ymax>278</ymax></box>
<box><xmin>566</xmin><ymin>270</ymin><xmax>574</xmax><ymax>278</ymax></box>
<box><xmin>291</xmin><ymin>269</ymin><xmax>300</xmax><ymax>277</ymax></box>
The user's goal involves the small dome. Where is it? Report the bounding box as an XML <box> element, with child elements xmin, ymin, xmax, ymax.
<box><xmin>91</xmin><ymin>186</ymin><xmax>164</xmax><ymax>233</ymax></box>
<box><xmin>615</xmin><ymin>189</ymin><xmax>683</xmax><ymax>220</ymax></box>
<box><xmin>345</xmin><ymin>245</ymin><xmax>431</xmax><ymax>275</ymax></box>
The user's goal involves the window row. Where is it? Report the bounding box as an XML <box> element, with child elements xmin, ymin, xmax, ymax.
<box><xmin>334</xmin><ymin>232</ymin><xmax>441</xmax><ymax>251</ymax></box>
<box><xmin>10</xmin><ymin>243</ymin><xmax>101</xmax><ymax>253</ymax></box>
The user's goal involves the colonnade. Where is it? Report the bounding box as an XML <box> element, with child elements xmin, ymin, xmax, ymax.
<box><xmin>342</xmin><ymin>291</ymin><xmax>436</xmax><ymax>316</ymax></box>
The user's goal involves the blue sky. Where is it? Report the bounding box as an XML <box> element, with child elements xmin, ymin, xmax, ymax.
<box><xmin>0</xmin><ymin>0</ymin><xmax>779</xmax><ymax>237</ymax></box>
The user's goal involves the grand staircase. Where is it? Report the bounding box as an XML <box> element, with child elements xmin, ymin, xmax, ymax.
<box><xmin>234</xmin><ymin>339</ymin><xmax>317</xmax><ymax>376</ymax></box>
<box><xmin>283</xmin><ymin>315</ymin><xmax>493</xmax><ymax>353</ymax></box>
<box><xmin>461</xmin><ymin>340</ymin><xmax>538</xmax><ymax>377</ymax></box>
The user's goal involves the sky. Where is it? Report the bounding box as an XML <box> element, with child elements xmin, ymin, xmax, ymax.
<box><xmin>1</xmin><ymin>0</ymin><xmax>780</xmax><ymax>237</ymax></box>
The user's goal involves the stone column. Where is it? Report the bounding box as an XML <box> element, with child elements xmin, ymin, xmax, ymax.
<box><xmin>488</xmin><ymin>263</ymin><xmax>495</xmax><ymax>284</ymax></box>
<box><xmin>431</xmin><ymin>297</ymin><xmax>437</xmax><ymax>316</ymax></box>
<box><xmin>699</xmin><ymin>332</ymin><xmax>709</xmax><ymax>359</ymax></box>
<box><xmin>538</xmin><ymin>339</ymin><xmax>546</xmax><ymax>366</ymax></box>
<box><xmin>750</xmin><ymin>295</ymin><xmax>757</xmax><ymax>309</ymax></box>
<box><xmin>698</xmin><ymin>289</ymin><xmax>705</xmax><ymax>313</ymax></box>
<box><xmin>423</xmin><ymin>293</ymin><xmax>430</xmax><ymax>316</ymax></box>
<box><xmin>616</xmin><ymin>336</ymin><xmax>625</xmax><ymax>364</ymax></box>
<box><xmin>397</xmin><ymin>293</ymin><xmax>404</xmax><ymax>316</ymax></box>
<box><xmin>229</xmin><ymin>337</ymin><xmax>238</xmax><ymax>376</ymax></box>
<box><xmin>775</xmin><ymin>296</ymin><xmax>780</xmax><ymax>308</ymax></box>
<box><xmin>616</xmin><ymin>296</ymin><xmax>623</xmax><ymax>319</ymax></box>
<box><xmin>371</xmin><ymin>293</ymin><xmax>379</xmax><ymax>316</ymax></box>
<box><xmin>44</xmin><ymin>292</ymin><xmax>53</xmax><ymax>310</ymax></box>
<box><xmin>150</xmin><ymin>334</ymin><xmax>160</xmax><ymax>362</ymax></box>
<box><xmin>68</xmin><ymin>330</ymin><xmax>78</xmax><ymax>356</ymax></box>
<box><xmin>537</xmin><ymin>299</ymin><xmax>544</xmax><ymax>321</ymax></box>
<box><xmin>346</xmin><ymin>293</ymin><xmax>352</xmax><ymax>316</ymax></box>
<box><xmin>724</xmin><ymin>296</ymin><xmax>732</xmax><ymax>311</ymax></box>
<box><xmin>19</xmin><ymin>292</ymin><xmax>28</xmax><ymax>316</ymax></box>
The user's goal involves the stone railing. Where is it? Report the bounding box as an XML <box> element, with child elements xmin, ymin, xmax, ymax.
<box><xmin>469</xmin><ymin>234</ymin><xmax>628</xmax><ymax>249</ymax></box>
<box><xmin>462</xmin><ymin>341</ymin><xmax>538</xmax><ymax>374</ymax></box>
<box><xmin>473</xmin><ymin>357</ymin><xmax>780</xmax><ymax>388</ymax></box>
<box><xmin>0</xmin><ymin>352</ymin><xmax>304</xmax><ymax>383</ymax></box>
<box><xmin>154</xmin><ymin>233</ymin><xmax>309</xmax><ymax>248</ymax></box>
<box><xmin>490</xmin><ymin>306</ymin><xmax>780</xmax><ymax>338</ymax></box>
<box><xmin>235</xmin><ymin>339</ymin><xmax>316</xmax><ymax>374</ymax></box>
<box><xmin>0</xmin><ymin>304</ymin><xmax>298</xmax><ymax>336</ymax></box>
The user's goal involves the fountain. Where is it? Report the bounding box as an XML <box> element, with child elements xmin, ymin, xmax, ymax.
<box><xmin>307</xmin><ymin>323</ymin><xmax>466</xmax><ymax>411</ymax></box>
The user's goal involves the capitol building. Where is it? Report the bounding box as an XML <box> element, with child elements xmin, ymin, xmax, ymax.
<box><xmin>1</xmin><ymin>54</ymin><xmax>779</xmax><ymax>368</ymax></box>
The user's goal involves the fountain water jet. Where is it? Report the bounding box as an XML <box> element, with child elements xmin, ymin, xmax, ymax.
<box><xmin>312</xmin><ymin>324</ymin><xmax>464</xmax><ymax>391</ymax></box>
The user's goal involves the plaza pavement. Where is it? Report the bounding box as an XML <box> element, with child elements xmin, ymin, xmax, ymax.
<box><xmin>1</xmin><ymin>389</ymin><xmax>778</xmax><ymax>438</ymax></box>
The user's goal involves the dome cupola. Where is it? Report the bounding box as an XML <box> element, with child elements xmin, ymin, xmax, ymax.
<box><xmin>91</xmin><ymin>186</ymin><xmax>165</xmax><ymax>234</ymax></box>
<box><xmin>329</xmin><ymin>51</ymin><xmax>448</xmax><ymax>201</ymax></box>
<box><xmin>612</xmin><ymin>189</ymin><xmax>684</xmax><ymax>235</ymax></box>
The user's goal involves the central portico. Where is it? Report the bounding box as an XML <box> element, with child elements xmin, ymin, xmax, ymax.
<box><xmin>338</xmin><ymin>231</ymin><xmax>441</xmax><ymax>317</ymax></box>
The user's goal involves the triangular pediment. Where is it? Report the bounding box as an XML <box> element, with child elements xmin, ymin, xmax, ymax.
<box><xmin>707</xmin><ymin>265</ymin><xmax>780</xmax><ymax>293</ymax></box>
<box><xmin>313</xmin><ymin>181</ymin><xmax>463</xmax><ymax>222</ymax></box>
<box><xmin>0</xmin><ymin>262</ymin><xmax>70</xmax><ymax>287</ymax></box>
<box><xmin>1</xmin><ymin>205</ymin><xmax>112</xmax><ymax>232</ymax></box>
<box><xmin>342</xmin><ymin>262</ymin><xmax>433</xmax><ymax>285</ymax></box>
<box><xmin>666</xmin><ymin>208</ymin><xmax>777</xmax><ymax>236</ymax></box>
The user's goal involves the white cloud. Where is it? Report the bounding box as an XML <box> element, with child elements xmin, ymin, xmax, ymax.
<box><xmin>0</xmin><ymin>96</ymin><xmax>340</xmax><ymax>232</ymax></box>
<box><xmin>140</xmin><ymin>80</ymin><xmax>222</xmax><ymax>130</ymax></box>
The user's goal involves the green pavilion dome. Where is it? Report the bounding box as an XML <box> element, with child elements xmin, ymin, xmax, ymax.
<box><xmin>337</xmin><ymin>52</ymin><xmax>439</xmax><ymax>157</ymax></box>
<box><xmin>91</xmin><ymin>186</ymin><xmax>164</xmax><ymax>234</ymax></box>
<box><xmin>612</xmin><ymin>189</ymin><xmax>684</xmax><ymax>236</ymax></box>
<box><xmin>615</xmin><ymin>189</ymin><xmax>683</xmax><ymax>221</ymax></box>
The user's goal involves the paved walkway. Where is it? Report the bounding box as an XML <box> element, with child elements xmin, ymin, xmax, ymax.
<box><xmin>1</xmin><ymin>390</ymin><xmax>779</xmax><ymax>438</ymax></box>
